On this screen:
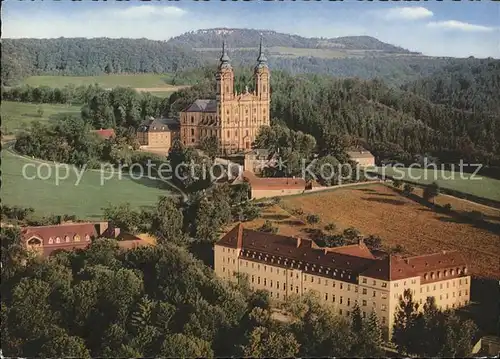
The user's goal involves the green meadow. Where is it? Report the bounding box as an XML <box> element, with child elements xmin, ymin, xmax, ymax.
<box><xmin>21</xmin><ymin>74</ymin><xmax>175</xmax><ymax>89</ymax></box>
<box><xmin>369</xmin><ymin>166</ymin><xmax>500</xmax><ymax>202</ymax></box>
<box><xmin>1</xmin><ymin>149</ymin><xmax>174</xmax><ymax>219</ymax></box>
<box><xmin>1</xmin><ymin>101</ymin><xmax>81</xmax><ymax>135</ymax></box>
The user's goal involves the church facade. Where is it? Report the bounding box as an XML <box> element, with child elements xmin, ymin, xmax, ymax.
<box><xmin>180</xmin><ymin>40</ymin><xmax>271</xmax><ymax>153</ymax></box>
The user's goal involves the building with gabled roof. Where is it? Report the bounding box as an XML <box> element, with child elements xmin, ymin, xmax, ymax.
<box><xmin>180</xmin><ymin>39</ymin><xmax>270</xmax><ymax>154</ymax></box>
<box><xmin>214</xmin><ymin>223</ymin><xmax>471</xmax><ymax>339</ymax></box>
<box><xmin>347</xmin><ymin>147</ymin><xmax>375</xmax><ymax>167</ymax></box>
<box><xmin>21</xmin><ymin>221</ymin><xmax>151</xmax><ymax>257</ymax></box>
<box><xmin>137</xmin><ymin>117</ymin><xmax>180</xmax><ymax>153</ymax></box>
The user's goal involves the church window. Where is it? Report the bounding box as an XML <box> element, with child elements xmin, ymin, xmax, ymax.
<box><xmin>191</xmin><ymin>116</ymin><xmax>194</xmax><ymax>123</ymax></box>
<box><xmin>191</xmin><ymin>129</ymin><xmax>194</xmax><ymax>136</ymax></box>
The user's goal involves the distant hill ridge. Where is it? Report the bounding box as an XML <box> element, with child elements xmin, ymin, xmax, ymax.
<box><xmin>168</xmin><ymin>27</ymin><xmax>419</xmax><ymax>54</ymax></box>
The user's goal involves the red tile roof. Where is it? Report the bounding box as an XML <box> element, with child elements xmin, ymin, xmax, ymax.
<box><xmin>361</xmin><ymin>251</ymin><xmax>468</xmax><ymax>282</ymax></box>
<box><xmin>217</xmin><ymin>224</ymin><xmax>469</xmax><ymax>283</ymax></box>
<box><xmin>22</xmin><ymin>223</ymin><xmax>99</xmax><ymax>256</ymax></box>
<box><xmin>92</xmin><ymin>128</ymin><xmax>116</xmax><ymax>139</ymax></box>
<box><xmin>217</xmin><ymin>224</ymin><xmax>376</xmax><ymax>283</ymax></box>
<box><xmin>21</xmin><ymin>223</ymin><xmax>153</xmax><ymax>257</ymax></box>
<box><xmin>242</xmin><ymin>171</ymin><xmax>306</xmax><ymax>190</ymax></box>
<box><xmin>327</xmin><ymin>242</ymin><xmax>376</xmax><ymax>259</ymax></box>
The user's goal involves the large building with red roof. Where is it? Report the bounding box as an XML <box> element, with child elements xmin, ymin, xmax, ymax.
<box><xmin>21</xmin><ymin>221</ymin><xmax>150</xmax><ymax>257</ymax></box>
<box><xmin>238</xmin><ymin>170</ymin><xmax>309</xmax><ymax>199</ymax></box>
<box><xmin>214</xmin><ymin>223</ymin><xmax>471</xmax><ymax>338</ymax></box>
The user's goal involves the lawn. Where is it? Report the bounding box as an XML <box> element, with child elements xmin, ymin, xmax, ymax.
<box><xmin>368</xmin><ymin>167</ymin><xmax>500</xmax><ymax>202</ymax></box>
<box><xmin>278</xmin><ymin>183</ymin><xmax>500</xmax><ymax>279</ymax></box>
<box><xmin>1</xmin><ymin>101</ymin><xmax>81</xmax><ymax>135</ymax></box>
<box><xmin>1</xmin><ymin>149</ymin><xmax>174</xmax><ymax>220</ymax></box>
<box><xmin>22</xmin><ymin>74</ymin><xmax>175</xmax><ymax>89</ymax></box>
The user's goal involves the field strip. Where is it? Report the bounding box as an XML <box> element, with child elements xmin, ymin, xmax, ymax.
<box><xmin>438</xmin><ymin>192</ymin><xmax>500</xmax><ymax>212</ymax></box>
<box><xmin>134</xmin><ymin>86</ymin><xmax>189</xmax><ymax>92</ymax></box>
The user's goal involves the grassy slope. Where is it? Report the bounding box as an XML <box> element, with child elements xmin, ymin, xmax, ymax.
<box><xmin>1</xmin><ymin>149</ymin><xmax>171</xmax><ymax>220</ymax></box>
<box><xmin>370</xmin><ymin>167</ymin><xmax>500</xmax><ymax>202</ymax></box>
<box><xmin>22</xmin><ymin>74</ymin><xmax>175</xmax><ymax>88</ymax></box>
<box><xmin>1</xmin><ymin>101</ymin><xmax>81</xmax><ymax>135</ymax></box>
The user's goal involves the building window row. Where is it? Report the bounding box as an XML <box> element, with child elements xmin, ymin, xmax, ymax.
<box><xmin>423</xmin><ymin>267</ymin><xmax>467</xmax><ymax>281</ymax></box>
<box><xmin>48</xmin><ymin>234</ymin><xmax>90</xmax><ymax>244</ymax></box>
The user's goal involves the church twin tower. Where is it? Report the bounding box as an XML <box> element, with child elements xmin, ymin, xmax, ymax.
<box><xmin>180</xmin><ymin>39</ymin><xmax>271</xmax><ymax>153</ymax></box>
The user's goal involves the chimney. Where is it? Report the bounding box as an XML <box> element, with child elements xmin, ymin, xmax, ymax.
<box><xmin>296</xmin><ymin>237</ymin><xmax>301</xmax><ymax>248</ymax></box>
<box><xmin>358</xmin><ymin>238</ymin><xmax>365</xmax><ymax>247</ymax></box>
<box><xmin>114</xmin><ymin>227</ymin><xmax>121</xmax><ymax>238</ymax></box>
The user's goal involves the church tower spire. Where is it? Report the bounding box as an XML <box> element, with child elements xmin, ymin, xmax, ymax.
<box><xmin>219</xmin><ymin>40</ymin><xmax>232</xmax><ymax>69</ymax></box>
<box><xmin>256</xmin><ymin>36</ymin><xmax>268</xmax><ymax>67</ymax></box>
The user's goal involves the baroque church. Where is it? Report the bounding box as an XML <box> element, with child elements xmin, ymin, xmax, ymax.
<box><xmin>180</xmin><ymin>40</ymin><xmax>271</xmax><ymax>153</ymax></box>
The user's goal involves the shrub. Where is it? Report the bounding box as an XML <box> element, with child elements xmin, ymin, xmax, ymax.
<box><xmin>271</xmin><ymin>196</ymin><xmax>282</xmax><ymax>205</ymax></box>
<box><xmin>392</xmin><ymin>244</ymin><xmax>404</xmax><ymax>254</ymax></box>
<box><xmin>241</xmin><ymin>203</ymin><xmax>261</xmax><ymax>222</ymax></box>
<box><xmin>258</xmin><ymin>220</ymin><xmax>278</xmax><ymax>234</ymax></box>
<box><xmin>393</xmin><ymin>179</ymin><xmax>403</xmax><ymax>189</ymax></box>
<box><xmin>291</xmin><ymin>208</ymin><xmax>304</xmax><ymax>216</ymax></box>
<box><xmin>364</xmin><ymin>235</ymin><xmax>382</xmax><ymax>250</ymax></box>
<box><xmin>306</xmin><ymin>214</ymin><xmax>320</xmax><ymax>224</ymax></box>
<box><xmin>443</xmin><ymin>203</ymin><xmax>452</xmax><ymax>212</ymax></box>
<box><xmin>403</xmin><ymin>183</ymin><xmax>415</xmax><ymax>195</ymax></box>
<box><xmin>343</xmin><ymin>227</ymin><xmax>361</xmax><ymax>241</ymax></box>
<box><xmin>36</xmin><ymin>106</ymin><xmax>44</xmax><ymax>118</ymax></box>
<box><xmin>423</xmin><ymin>181</ymin><xmax>440</xmax><ymax>203</ymax></box>
<box><xmin>324</xmin><ymin>222</ymin><xmax>337</xmax><ymax>232</ymax></box>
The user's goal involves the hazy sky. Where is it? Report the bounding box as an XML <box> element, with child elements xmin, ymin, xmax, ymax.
<box><xmin>3</xmin><ymin>1</ymin><xmax>499</xmax><ymax>58</ymax></box>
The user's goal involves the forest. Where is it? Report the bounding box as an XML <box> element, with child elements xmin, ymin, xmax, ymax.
<box><xmin>2</xmin><ymin>34</ymin><xmax>490</xmax><ymax>87</ymax></box>
<box><xmin>166</xmin><ymin>65</ymin><xmax>500</xmax><ymax>166</ymax></box>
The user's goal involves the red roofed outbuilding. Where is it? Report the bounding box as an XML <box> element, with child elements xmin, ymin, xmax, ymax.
<box><xmin>91</xmin><ymin>128</ymin><xmax>116</xmax><ymax>140</ymax></box>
